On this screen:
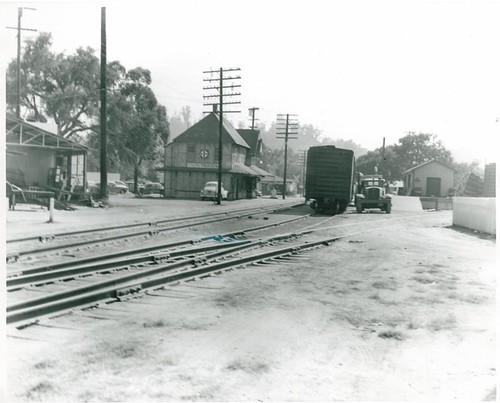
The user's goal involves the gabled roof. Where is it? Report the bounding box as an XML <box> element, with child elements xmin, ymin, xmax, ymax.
<box><xmin>236</xmin><ymin>129</ymin><xmax>261</xmax><ymax>155</ymax></box>
<box><xmin>402</xmin><ymin>159</ymin><xmax>455</xmax><ymax>174</ymax></box>
<box><xmin>173</xmin><ymin>113</ymin><xmax>249</xmax><ymax>149</ymax></box>
<box><xmin>6</xmin><ymin>117</ymin><xmax>88</xmax><ymax>152</ymax></box>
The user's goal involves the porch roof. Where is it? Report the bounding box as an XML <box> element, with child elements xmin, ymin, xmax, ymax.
<box><xmin>6</xmin><ymin>117</ymin><xmax>88</xmax><ymax>153</ymax></box>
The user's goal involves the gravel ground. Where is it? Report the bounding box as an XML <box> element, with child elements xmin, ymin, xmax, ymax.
<box><xmin>2</xmin><ymin>196</ymin><xmax>496</xmax><ymax>402</ymax></box>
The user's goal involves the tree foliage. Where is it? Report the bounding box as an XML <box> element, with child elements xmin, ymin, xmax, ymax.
<box><xmin>105</xmin><ymin>66</ymin><xmax>170</xmax><ymax>191</ymax></box>
<box><xmin>6</xmin><ymin>32</ymin><xmax>100</xmax><ymax>139</ymax></box>
<box><xmin>392</xmin><ymin>132</ymin><xmax>453</xmax><ymax>168</ymax></box>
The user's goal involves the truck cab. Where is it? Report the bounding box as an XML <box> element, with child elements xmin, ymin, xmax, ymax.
<box><xmin>355</xmin><ymin>174</ymin><xmax>392</xmax><ymax>213</ymax></box>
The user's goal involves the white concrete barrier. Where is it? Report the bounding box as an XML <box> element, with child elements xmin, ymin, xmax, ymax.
<box><xmin>453</xmin><ymin>197</ymin><xmax>496</xmax><ymax>234</ymax></box>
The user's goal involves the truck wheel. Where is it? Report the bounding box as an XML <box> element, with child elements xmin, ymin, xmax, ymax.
<box><xmin>385</xmin><ymin>204</ymin><xmax>392</xmax><ymax>214</ymax></box>
<box><xmin>356</xmin><ymin>202</ymin><xmax>363</xmax><ymax>213</ymax></box>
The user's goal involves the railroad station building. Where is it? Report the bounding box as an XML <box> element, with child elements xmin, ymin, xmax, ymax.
<box><xmin>402</xmin><ymin>159</ymin><xmax>455</xmax><ymax>197</ymax></box>
<box><xmin>160</xmin><ymin>112</ymin><xmax>272</xmax><ymax>200</ymax></box>
<box><xmin>6</xmin><ymin>117</ymin><xmax>88</xmax><ymax>197</ymax></box>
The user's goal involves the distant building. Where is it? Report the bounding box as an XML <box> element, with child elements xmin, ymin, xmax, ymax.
<box><xmin>402</xmin><ymin>159</ymin><xmax>455</xmax><ymax>197</ymax></box>
<box><xmin>160</xmin><ymin>112</ymin><xmax>272</xmax><ymax>199</ymax></box>
<box><xmin>483</xmin><ymin>163</ymin><xmax>496</xmax><ymax>197</ymax></box>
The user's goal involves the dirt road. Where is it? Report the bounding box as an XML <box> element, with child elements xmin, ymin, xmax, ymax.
<box><xmin>4</xmin><ymin>207</ymin><xmax>496</xmax><ymax>402</ymax></box>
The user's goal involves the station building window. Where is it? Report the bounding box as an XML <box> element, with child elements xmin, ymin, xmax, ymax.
<box><xmin>187</xmin><ymin>144</ymin><xmax>196</xmax><ymax>162</ymax></box>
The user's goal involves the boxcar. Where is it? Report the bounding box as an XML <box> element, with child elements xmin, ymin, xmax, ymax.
<box><xmin>305</xmin><ymin>145</ymin><xmax>355</xmax><ymax>214</ymax></box>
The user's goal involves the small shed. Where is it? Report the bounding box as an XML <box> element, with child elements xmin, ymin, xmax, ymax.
<box><xmin>402</xmin><ymin>159</ymin><xmax>454</xmax><ymax>197</ymax></box>
<box><xmin>6</xmin><ymin>117</ymin><xmax>88</xmax><ymax>195</ymax></box>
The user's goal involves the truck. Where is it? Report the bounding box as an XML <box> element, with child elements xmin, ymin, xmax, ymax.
<box><xmin>354</xmin><ymin>174</ymin><xmax>392</xmax><ymax>213</ymax></box>
<box><xmin>305</xmin><ymin>146</ymin><xmax>355</xmax><ymax>214</ymax></box>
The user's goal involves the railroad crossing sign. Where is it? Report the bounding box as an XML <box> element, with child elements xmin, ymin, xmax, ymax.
<box><xmin>200</xmin><ymin>149</ymin><xmax>209</xmax><ymax>159</ymax></box>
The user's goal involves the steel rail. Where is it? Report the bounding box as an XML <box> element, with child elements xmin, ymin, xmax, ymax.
<box><xmin>7</xmin><ymin>214</ymin><xmax>432</xmax><ymax>326</ymax></box>
<box><xmin>6</xmin><ymin>203</ymin><xmax>303</xmax><ymax>260</ymax></box>
<box><xmin>7</xmin><ymin>233</ymin><xmax>338</xmax><ymax>325</ymax></box>
<box><xmin>7</xmin><ymin>213</ymin><xmax>309</xmax><ymax>283</ymax></box>
<box><xmin>7</xmin><ymin>200</ymin><xmax>304</xmax><ymax>244</ymax></box>
<box><xmin>6</xmin><ymin>239</ymin><xmax>252</xmax><ymax>289</ymax></box>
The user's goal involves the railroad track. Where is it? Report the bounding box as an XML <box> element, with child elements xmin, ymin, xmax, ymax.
<box><xmin>7</xmin><ymin>209</ymin><xmax>432</xmax><ymax>328</ymax></box>
<box><xmin>6</xmin><ymin>201</ymin><xmax>304</xmax><ymax>263</ymax></box>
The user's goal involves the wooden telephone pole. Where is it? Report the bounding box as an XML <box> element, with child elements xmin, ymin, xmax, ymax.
<box><xmin>203</xmin><ymin>68</ymin><xmax>241</xmax><ymax>204</ymax></box>
<box><xmin>276</xmin><ymin>114</ymin><xmax>298</xmax><ymax>199</ymax></box>
<box><xmin>6</xmin><ymin>7</ymin><xmax>37</xmax><ymax>119</ymax></box>
<box><xmin>99</xmin><ymin>7</ymin><xmax>108</xmax><ymax>201</ymax></box>
<box><xmin>248</xmin><ymin>107</ymin><xmax>259</xmax><ymax>129</ymax></box>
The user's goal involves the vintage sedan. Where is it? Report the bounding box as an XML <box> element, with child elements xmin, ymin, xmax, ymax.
<box><xmin>200</xmin><ymin>181</ymin><xmax>228</xmax><ymax>201</ymax></box>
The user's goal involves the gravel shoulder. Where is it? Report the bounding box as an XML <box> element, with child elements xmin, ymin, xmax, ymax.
<box><xmin>2</xmin><ymin>201</ymin><xmax>497</xmax><ymax>401</ymax></box>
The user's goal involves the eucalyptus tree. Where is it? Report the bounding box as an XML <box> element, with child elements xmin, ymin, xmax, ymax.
<box><xmin>6</xmin><ymin>32</ymin><xmax>100</xmax><ymax>139</ymax></box>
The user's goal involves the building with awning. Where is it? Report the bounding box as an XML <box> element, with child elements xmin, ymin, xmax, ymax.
<box><xmin>160</xmin><ymin>112</ymin><xmax>272</xmax><ymax>200</ymax></box>
<box><xmin>6</xmin><ymin>117</ymin><xmax>88</xmax><ymax>197</ymax></box>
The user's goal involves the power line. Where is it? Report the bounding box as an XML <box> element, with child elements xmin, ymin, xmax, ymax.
<box><xmin>203</xmin><ymin>67</ymin><xmax>241</xmax><ymax>205</ymax></box>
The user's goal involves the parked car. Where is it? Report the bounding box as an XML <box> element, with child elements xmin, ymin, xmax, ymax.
<box><xmin>114</xmin><ymin>180</ymin><xmax>129</xmax><ymax>190</ymax></box>
<box><xmin>200</xmin><ymin>181</ymin><xmax>228</xmax><ymax>201</ymax></box>
<box><xmin>125</xmin><ymin>180</ymin><xmax>145</xmax><ymax>193</ymax></box>
<box><xmin>143</xmin><ymin>182</ymin><xmax>164</xmax><ymax>196</ymax></box>
<box><xmin>109</xmin><ymin>181</ymin><xmax>128</xmax><ymax>194</ymax></box>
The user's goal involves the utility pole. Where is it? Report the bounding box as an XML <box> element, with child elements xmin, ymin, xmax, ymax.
<box><xmin>203</xmin><ymin>68</ymin><xmax>241</xmax><ymax>205</ymax></box>
<box><xmin>248</xmin><ymin>107</ymin><xmax>259</xmax><ymax>129</ymax></box>
<box><xmin>276</xmin><ymin>114</ymin><xmax>298</xmax><ymax>200</ymax></box>
<box><xmin>381</xmin><ymin>137</ymin><xmax>386</xmax><ymax>177</ymax></box>
<box><xmin>99</xmin><ymin>7</ymin><xmax>108</xmax><ymax>201</ymax></box>
<box><xmin>6</xmin><ymin>7</ymin><xmax>36</xmax><ymax>119</ymax></box>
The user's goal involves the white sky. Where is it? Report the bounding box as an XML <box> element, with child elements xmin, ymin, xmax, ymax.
<box><xmin>1</xmin><ymin>0</ymin><xmax>499</xmax><ymax>163</ymax></box>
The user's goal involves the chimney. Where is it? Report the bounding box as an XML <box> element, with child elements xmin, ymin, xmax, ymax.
<box><xmin>212</xmin><ymin>104</ymin><xmax>218</xmax><ymax>113</ymax></box>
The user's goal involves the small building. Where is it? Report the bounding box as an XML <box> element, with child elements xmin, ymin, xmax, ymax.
<box><xmin>6</xmin><ymin>117</ymin><xmax>88</xmax><ymax>194</ymax></box>
<box><xmin>161</xmin><ymin>112</ymin><xmax>271</xmax><ymax>200</ymax></box>
<box><xmin>402</xmin><ymin>159</ymin><xmax>455</xmax><ymax>197</ymax></box>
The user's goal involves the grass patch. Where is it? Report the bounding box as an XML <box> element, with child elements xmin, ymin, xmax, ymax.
<box><xmin>214</xmin><ymin>293</ymin><xmax>244</xmax><ymax>308</ymax></box>
<box><xmin>378</xmin><ymin>330</ymin><xmax>405</xmax><ymax>340</ymax></box>
<box><xmin>371</xmin><ymin>281</ymin><xmax>397</xmax><ymax>290</ymax></box>
<box><xmin>408</xmin><ymin>295</ymin><xmax>444</xmax><ymax>305</ymax></box>
<box><xmin>427</xmin><ymin>314</ymin><xmax>457</xmax><ymax>332</ymax></box>
<box><xmin>369</xmin><ymin>293</ymin><xmax>397</xmax><ymax>305</ymax></box>
<box><xmin>25</xmin><ymin>381</ymin><xmax>55</xmax><ymax>400</ymax></box>
<box><xmin>33</xmin><ymin>360</ymin><xmax>55</xmax><ymax>370</ymax></box>
<box><xmin>407</xmin><ymin>319</ymin><xmax>423</xmax><ymax>330</ymax></box>
<box><xmin>226</xmin><ymin>358</ymin><xmax>270</xmax><ymax>374</ymax></box>
<box><xmin>412</xmin><ymin>275</ymin><xmax>437</xmax><ymax>284</ymax></box>
<box><xmin>181</xmin><ymin>321</ymin><xmax>210</xmax><ymax>331</ymax></box>
<box><xmin>143</xmin><ymin>319</ymin><xmax>170</xmax><ymax>328</ymax></box>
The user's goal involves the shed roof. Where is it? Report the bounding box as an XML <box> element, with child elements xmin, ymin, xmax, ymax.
<box><xmin>6</xmin><ymin>117</ymin><xmax>88</xmax><ymax>153</ymax></box>
<box><xmin>173</xmin><ymin>113</ymin><xmax>250</xmax><ymax>149</ymax></box>
<box><xmin>402</xmin><ymin>159</ymin><xmax>455</xmax><ymax>174</ymax></box>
